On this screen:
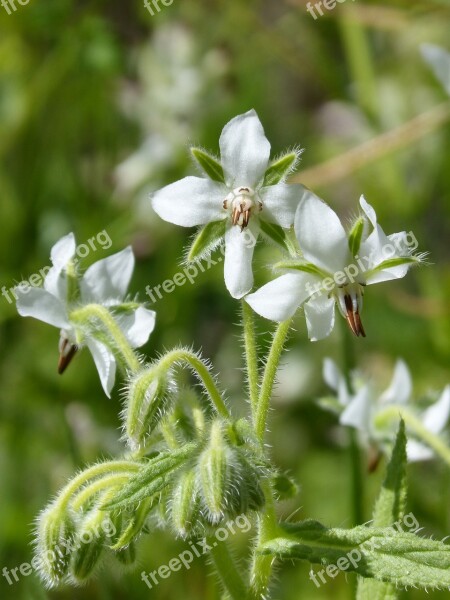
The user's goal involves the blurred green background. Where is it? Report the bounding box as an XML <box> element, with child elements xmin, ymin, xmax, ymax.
<box><xmin>0</xmin><ymin>0</ymin><xmax>449</xmax><ymax>598</ymax></box>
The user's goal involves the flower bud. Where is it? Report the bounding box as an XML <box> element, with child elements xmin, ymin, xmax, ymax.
<box><xmin>170</xmin><ymin>469</ymin><xmax>200</xmax><ymax>537</ymax></box>
<box><xmin>69</xmin><ymin>510</ymin><xmax>106</xmax><ymax>583</ymax></box>
<box><xmin>34</xmin><ymin>504</ymin><xmax>77</xmax><ymax>587</ymax></box>
<box><xmin>114</xmin><ymin>542</ymin><xmax>137</xmax><ymax>566</ymax></box>
<box><xmin>124</xmin><ymin>366</ymin><xmax>170</xmax><ymax>451</ymax></box>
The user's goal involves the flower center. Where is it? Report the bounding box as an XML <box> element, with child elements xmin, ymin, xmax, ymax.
<box><xmin>223</xmin><ymin>187</ymin><xmax>262</xmax><ymax>231</ymax></box>
<box><xmin>58</xmin><ymin>329</ymin><xmax>78</xmax><ymax>374</ymax></box>
<box><xmin>335</xmin><ymin>283</ymin><xmax>366</xmax><ymax>338</ymax></box>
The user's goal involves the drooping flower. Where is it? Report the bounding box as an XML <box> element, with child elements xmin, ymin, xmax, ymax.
<box><xmin>246</xmin><ymin>192</ymin><xmax>426</xmax><ymax>340</ymax></box>
<box><xmin>16</xmin><ymin>233</ymin><xmax>156</xmax><ymax>397</ymax></box>
<box><xmin>151</xmin><ymin>109</ymin><xmax>306</xmax><ymax>298</ymax></box>
<box><xmin>322</xmin><ymin>358</ymin><xmax>450</xmax><ymax>462</ymax></box>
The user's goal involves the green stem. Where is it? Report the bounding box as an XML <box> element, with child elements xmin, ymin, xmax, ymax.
<box><xmin>55</xmin><ymin>461</ymin><xmax>140</xmax><ymax>511</ymax></box>
<box><xmin>71</xmin><ymin>474</ymin><xmax>132</xmax><ymax>511</ymax></box>
<box><xmin>247</xmin><ymin>480</ymin><xmax>279</xmax><ymax>600</ymax></box>
<box><xmin>254</xmin><ymin>320</ymin><xmax>291</xmax><ymax>441</ymax></box>
<box><xmin>341</xmin><ymin>324</ymin><xmax>364</xmax><ymax>526</ymax></box>
<box><xmin>158</xmin><ymin>349</ymin><xmax>230</xmax><ymax>419</ymax></box>
<box><xmin>375</xmin><ymin>406</ymin><xmax>450</xmax><ymax>468</ymax></box>
<box><xmin>209</xmin><ymin>536</ymin><xmax>248</xmax><ymax>600</ymax></box>
<box><xmin>241</xmin><ymin>300</ymin><xmax>259</xmax><ymax>413</ymax></box>
<box><xmin>70</xmin><ymin>304</ymin><xmax>141</xmax><ymax>374</ymax></box>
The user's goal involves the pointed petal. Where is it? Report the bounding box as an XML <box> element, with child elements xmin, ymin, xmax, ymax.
<box><xmin>152</xmin><ymin>176</ymin><xmax>227</xmax><ymax>227</ymax></box>
<box><xmin>260</xmin><ymin>183</ymin><xmax>304</xmax><ymax>228</ymax></box>
<box><xmin>323</xmin><ymin>358</ymin><xmax>350</xmax><ymax>406</ymax></box>
<box><xmin>379</xmin><ymin>359</ymin><xmax>412</xmax><ymax>405</ymax></box>
<box><xmin>86</xmin><ymin>339</ymin><xmax>117</xmax><ymax>398</ymax></box>
<box><xmin>340</xmin><ymin>385</ymin><xmax>372</xmax><ymax>432</ymax></box>
<box><xmin>407</xmin><ymin>439</ymin><xmax>434</xmax><ymax>462</ymax></box>
<box><xmin>246</xmin><ymin>272</ymin><xmax>317</xmax><ymax>321</ymax></box>
<box><xmin>81</xmin><ymin>247</ymin><xmax>135</xmax><ymax>303</ymax></box>
<box><xmin>223</xmin><ymin>223</ymin><xmax>259</xmax><ymax>299</ymax></box>
<box><xmin>44</xmin><ymin>233</ymin><xmax>77</xmax><ymax>300</ymax></box>
<box><xmin>219</xmin><ymin>110</ymin><xmax>270</xmax><ymax>188</ymax></box>
<box><xmin>421</xmin><ymin>385</ymin><xmax>450</xmax><ymax>434</ymax></box>
<box><xmin>119</xmin><ymin>307</ymin><xmax>156</xmax><ymax>348</ymax></box>
<box><xmin>304</xmin><ymin>295</ymin><xmax>336</xmax><ymax>341</ymax></box>
<box><xmin>295</xmin><ymin>192</ymin><xmax>350</xmax><ymax>274</ymax></box>
<box><xmin>16</xmin><ymin>287</ymin><xmax>70</xmax><ymax>329</ymax></box>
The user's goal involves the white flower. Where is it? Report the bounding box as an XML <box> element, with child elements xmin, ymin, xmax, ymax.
<box><xmin>246</xmin><ymin>192</ymin><xmax>425</xmax><ymax>340</ymax></box>
<box><xmin>323</xmin><ymin>358</ymin><xmax>450</xmax><ymax>462</ymax></box>
<box><xmin>151</xmin><ymin>109</ymin><xmax>306</xmax><ymax>299</ymax></box>
<box><xmin>16</xmin><ymin>233</ymin><xmax>156</xmax><ymax>397</ymax></box>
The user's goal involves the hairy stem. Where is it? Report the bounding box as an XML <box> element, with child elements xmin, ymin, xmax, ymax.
<box><xmin>242</xmin><ymin>300</ymin><xmax>259</xmax><ymax>413</ymax></box>
<box><xmin>254</xmin><ymin>320</ymin><xmax>291</xmax><ymax>441</ymax></box>
<box><xmin>209</xmin><ymin>536</ymin><xmax>248</xmax><ymax>600</ymax></box>
<box><xmin>70</xmin><ymin>304</ymin><xmax>141</xmax><ymax>374</ymax></box>
<box><xmin>157</xmin><ymin>349</ymin><xmax>230</xmax><ymax>419</ymax></box>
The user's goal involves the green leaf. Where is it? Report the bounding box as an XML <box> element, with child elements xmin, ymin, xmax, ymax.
<box><xmin>260</xmin><ymin>519</ymin><xmax>450</xmax><ymax>591</ymax></box>
<box><xmin>263</xmin><ymin>152</ymin><xmax>300</xmax><ymax>186</ymax></box>
<box><xmin>186</xmin><ymin>220</ymin><xmax>226</xmax><ymax>263</ymax></box>
<box><xmin>259</xmin><ymin>220</ymin><xmax>297</xmax><ymax>256</ymax></box>
<box><xmin>191</xmin><ymin>147</ymin><xmax>225</xmax><ymax>183</ymax></box>
<box><xmin>348</xmin><ymin>217</ymin><xmax>365</xmax><ymax>257</ymax></box>
<box><xmin>357</xmin><ymin>420</ymin><xmax>408</xmax><ymax>600</ymax></box>
<box><xmin>103</xmin><ymin>444</ymin><xmax>198</xmax><ymax>510</ymax></box>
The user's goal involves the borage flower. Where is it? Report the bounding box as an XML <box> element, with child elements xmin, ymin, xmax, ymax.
<box><xmin>323</xmin><ymin>358</ymin><xmax>450</xmax><ymax>463</ymax></box>
<box><xmin>16</xmin><ymin>233</ymin><xmax>156</xmax><ymax>397</ymax></box>
<box><xmin>151</xmin><ymin>109</ymin><xmax>306</xmax><ymax>298</ymax></box>
<box><xmin>246</xmin><ymin>193</ymin><xmax>426</xmax><ymax>340</ymax></box>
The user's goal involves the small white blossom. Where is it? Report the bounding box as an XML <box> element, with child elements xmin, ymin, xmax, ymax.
<box><xmin>151</xmin><ymin>109</ymin><xmax>306</xmax><ymax>298</ymax></box>
<box><xmin>323</xmin><ymin>358</ymin><xmax>450</xmax><ymax>462</ymax></box>
<box><xmin>16</xmin><ymin>233</ymin><xmax>156</xmax><ymax>397</ymax></box>
<box><xmin>246</xmin><ymin>193</ymin><xmax>425</xmax><ymax>340</ymax></box>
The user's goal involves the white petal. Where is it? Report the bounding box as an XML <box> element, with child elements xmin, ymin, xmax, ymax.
<box><xmin>340</xmin><ymin>385</ymin><xmax>372</xmax><ymax>432</ymax></box>
<box><xmin>365</xmin><ymin>265</ymin><xmax>410</xmax><ymax>285</ymax></box>
<box><xmin>81</xmin><ymin>247</ymin><xmax>135</xmax><ymax>303</ymax></box>
<box><xmin>246</xmin><ymin>272</ymin><xmax>317</xmax><ymax>322</ymax></box>
<box><xmin>304</xmin><ymin>295</ymin><xmax>336</xmax><ymax>341</ymax></box>
<box><xmin>421</xmin><ymin>385</ymin><xmax>450</xmax><ymax>435</ymax></box>
<box><xmin>421</xmin><ymin>44</ymin><xmax>450</xmax><ymax>96</ymax></box>
<box><xmin>407</xmin><ymin>439</ymin><xmax>434</xmax><ymax>462</ymax></box>
<box><xmin>152</xmin><ymin>176</ymin><xmax>227</xmax><ymax>226</ymax></box>
<box><xmin>16</xmin><ymin>287</ymin><xmax>70</xmax><ymax>329</ymax></box>
<box><xmin>119</xmin><ymin>307</ymin><xmax>156</xmax><ymax>348</ymax></box>
<box><xmin>219</xmin><ymin>110</ymin><xmax>270</xmax><ymax>188</ymax></box>
<box><xmin>44</xmin><ymin>233</ymin><xmax>77</xmax><ymax>300</ymax></box>
<box><xmin>223</xmin><ymin>223</ymin><xmax>259</xmax><ymax>299</ymax></box>
<box><xmin>379</xmin><ymin>359</ymin><xmax>412</xmax><ymax>405</ymax></box>
<box><xmin>322</xmin><ymin>358</ymin><xmax>351</xmax><ymax>406</ymax></box>
<box><xmin>86</xmin><ymin>339</ymin><xmax>117</xmax><ymax>398</ymax></box>
<box><xmin>295</xmin><ymin>192</ymin><xmax>350</xmax><ymax>274</ymax></box>
<box><xmin>260</xmin><ymin>184</ymin><xmax>304</xmax><ymax>228</ymax></box>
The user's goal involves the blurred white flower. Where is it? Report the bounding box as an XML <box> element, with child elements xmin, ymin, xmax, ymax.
<box><xmin>323</xmin><ymin>358</ymin><xmax>450</xmax><ymax>462</ymax></box>
<box><xmin>16</xmin><ymin>233</ymin><xmax>155</xmax><ymax>397</ymax></box>
<box><xmin>421</xmin><ymin>44</ymin><xmax>450</xmax><ymax>96</ymax></box>
<box><xmin>246</xmin><ymin>193</ymin><xmax>425</xmax><ymax>340</ymax></box>
<box><xmin>152</xmin><ymin>109</ymin><xmax>306</xmax><ymax>298</ymax></box>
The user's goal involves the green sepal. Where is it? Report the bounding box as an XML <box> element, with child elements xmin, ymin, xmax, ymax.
<box><xmin>272</xmin><ymin>473</ymin><xmax>299</xmax><ymax>500</ymax></box>
<box><xmin>114</xmin><ymin>542</ymin><xmax>137</xmax><ymax>566</ymax></box>
<box><xmin>108</xmin><ymin>497</ymin><xmax>154</xmax><ymax>551</ymax></box>
<box><xmin>103</xmin><ymin>444</ymin><xmax>198</xmax><ymax>510</ymax></box>
<box><xmin>274</xmin><ymin>260</ymin><xmax>328</xmax><ymax>279</ymax></box>
<box><xmin>259</xmin><ymin>220</ymin><xmax>298</xmax><ymax>256</ymax></box>
<box><xmin>263</xmin><ymin>152</ymin><xmax>300</xmax><ymax>186</ymax></box>
<box><xmin>191</xmin><ymin>147</ymin><xmax>225</xmax><ymax>183</ymax></box>
<box><xmin>348</xmin><ymin>217</ymin><xmax>365</xmax><ymax>257</ymax></box>
<box><xmin>186</xmin><ymin>220</ymin><xmax>226</xmax><ymax>263</ymax></box>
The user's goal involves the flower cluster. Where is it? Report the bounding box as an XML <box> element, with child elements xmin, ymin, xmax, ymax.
<box><xmin>151</xmin><ymin>110</ymin><xmax>424</xmax><ymax>340</ymax></box>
